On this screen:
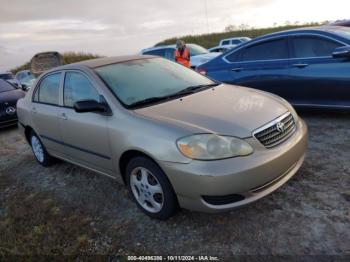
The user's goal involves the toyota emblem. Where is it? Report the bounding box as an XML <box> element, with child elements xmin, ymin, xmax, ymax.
<box><xmin>276</xmin><ymin>122</ymin><xmax>285</xmax><ymax>133</ymax></box>
<box><xmin>5</xmin><ymin>106</ymin><xmax>16</xmax><ymax>115</ymax></box>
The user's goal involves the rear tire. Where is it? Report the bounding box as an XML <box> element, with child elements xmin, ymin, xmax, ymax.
<box><xmin>30</xmin><ymin>131</ymin><xmax>55</xmax><ymax>167</ymax></box>
<box><xmin>126</xmin><ymin>156</ymin><xmax>178</xmax><ymax>220</ymax></box>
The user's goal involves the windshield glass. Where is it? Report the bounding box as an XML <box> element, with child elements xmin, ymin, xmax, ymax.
<box><xmin>0</xmin><ymin>80</ymin><xmax>16</xmax><ymax>92</ymax></box>
<box><xmin>187</xmin><ymin>44</ymin><xmax>209</xmax><ymax>56</ymax></box>
<box><xmin>0</xmin><ymin>73</ymin><xmax>14</xmax><ymax>80</ymax></box>
<box><xmin>332</xmin><ymin>26</ymin><xmax>350</xmax><ymax>39</ymax></box>
<box><xmin>95</xmin><ymin>58</ymin><xmax>214</xmax><ymax>107</ymax></box>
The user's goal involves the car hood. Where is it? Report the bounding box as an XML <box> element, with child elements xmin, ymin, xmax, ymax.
<box><xmin>0</xmin><ymin>89</ymin><xmax>25</xmax><ymax>102</ymax></box>
<box><xmin>135</xmin><ymin>84</ymin><xmax>288</xmax><ymax>138</ymax></box>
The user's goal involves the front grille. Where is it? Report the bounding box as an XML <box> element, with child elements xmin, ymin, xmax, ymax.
<box><xmin>0</xmin><ymin>101</ymin><xmax>17</xmax><ymax>120</ymax></box>
<box><xmin>253</xmin><ymin>112</ymin><xmax>296</xmax><ymax>148</ymax></box>
<box><xmin>202</xmin><ymin>194</ymin><xmax>245</xmax><ymax>205</ymax></box>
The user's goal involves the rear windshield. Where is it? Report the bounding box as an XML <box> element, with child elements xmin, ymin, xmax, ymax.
<box><xmin>330</xmin><ymin>27</ymin><xmax>350</xmax><ymax>39</ymax></box>
<box><xmin>0</xmin><ymin>80</ymin><xmax>16</xmax><ymax>92</ymax></box>
<box><xmin>0</xmin><ymin>73</ymin><xmax>14</xmax><ymax>80</ymax></box>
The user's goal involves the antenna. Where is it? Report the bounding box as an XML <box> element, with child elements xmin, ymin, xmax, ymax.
<box><xmin>204</xmin><ymin>0</ymin><xmax>209</xmax><ymax>33</ymax></box>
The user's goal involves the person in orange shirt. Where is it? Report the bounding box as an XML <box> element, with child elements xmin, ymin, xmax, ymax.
<box><xmin>174</xmin><ymin>39</ymin><xmax>191</xmax><ymax>68</ymax></box>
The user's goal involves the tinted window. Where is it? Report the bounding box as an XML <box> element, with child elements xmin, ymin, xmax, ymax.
<box><xmin>143</xmin><ymin>49</ymin><xmax>166</xmax><ymax>57</ymax></box>
<box><xmin>0</xmin><ymin>73</ymin><xmax>14</xmax><ymax>80</ymax></box>
<box><xmin>222</xmin><ymin>40</ymin><xmax>230</xmax><ymax>45</ymax></box>
<box><xmin>164</xmin><ymin>48</ymin><xmax>175</xmax><ymax>60</ymax></box>
<box><xmin>95</xmin><ymin>58</ymin><xmax>214</xmax><ymax>107</ymax></box>
<box><xmin>35</xmin><ymin>73</ymin><xmax>61</xmax><ymax>105</ymax></box>
<box><xmin>241</xmin><ymin>39</ymin><xmax>288</xmax><ymax>61</ymax></box>
<box><xmin>226</xmin><ymin>50</ymin><xmax>241</xmax><ymax>62</ymax></box>
<box><xmin>292</xmin><ymin>36</ymin><xmax>343</xmax><ymax>58</ymax></box>
<box><xmin>64</xmin><ymin>72</ymin><xmax>100</xmax><ymax>107</ymax></box>
<box><xmin>0</xmin><ymin>79</ymin><xmax>16</xmax><ymax>92</ymax></box>
<box><xmin>231</xmin><ymin>40</ymin><xmax>241</xmax><ymax>45</ymax></box>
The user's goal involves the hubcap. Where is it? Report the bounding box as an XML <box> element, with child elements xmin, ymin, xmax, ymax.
<box><xmin>130</xmin><ymin>167</ymin><xmax>164</xmax><ymax>213</ymax></box>
<box><xmin>31</xmin><ymin>136</ymin><xmax>44</xmax><ymax>163</ymax></box>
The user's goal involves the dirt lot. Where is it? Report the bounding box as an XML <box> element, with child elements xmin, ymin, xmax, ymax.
<box><xmin>0</xmin><ymin>110</ymin><xmax>349</xmax><ymax>258</ymax></box>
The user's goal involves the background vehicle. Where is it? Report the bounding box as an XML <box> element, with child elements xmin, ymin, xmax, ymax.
<box><xmin>208</xmin><ymin>44</ymin><xmax>237</xmax><ymax>53</ymax></box>
<box><xmin>141</xmin><ymin>43</ymin><xmax>221</xmax><ymax>69</ymax></box>
<box><xmin>329</xmin><ymin>20</ymin><xmax>350</xmax><ymax>27</ymax></box>
<box><xmin>15</xmin><ymin>70</ymin><xmax>36</xmax><ymax>90</ymax></box>
<box><xmin>219</xmin><ymin>37</ymin><xmax>251</xmax><ymax>46</ymax></box>
<box><xmin>0</xmin><ymin>72</ymin><xmax>22</xmax><ymax>89</ymax></box>
<box><xmin>17</xmin><ymin>56</ymin><xmax>307</xmax><ymax>220</ymax></box>
<box><xmin>197</xmin><ymin>26</ymin><xmax>350</xmax><ymax>109</ymax></box>
<box><xmin>0</xmin><ymin>79</ymin><xmax>25</xmax><ymax>128</ymax></box>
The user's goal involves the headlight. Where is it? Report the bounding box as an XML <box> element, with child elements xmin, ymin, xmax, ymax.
<box><xmin>177</xmin><ymin>134</ymin><xmax>253</xmax><ymax>160</ymax></box>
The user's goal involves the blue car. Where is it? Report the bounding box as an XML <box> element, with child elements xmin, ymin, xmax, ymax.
<box><xmin>197</xmin><ymin>26</ymin><xmax>350</xmax><ymax>109</ymax></box>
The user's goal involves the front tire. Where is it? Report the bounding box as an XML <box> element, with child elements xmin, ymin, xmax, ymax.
<box><xmin>30</xmin><ymin>131</ymin><xmax>55</xmax><ymax>167</ymax></box>
<box><xmin>126</xmin><ymin>156</ymin><xmax>178</xmax><ymax>220</ymax></box>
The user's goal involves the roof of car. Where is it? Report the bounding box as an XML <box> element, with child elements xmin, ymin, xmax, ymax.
<box><xmin>50</xmin><ymin>55</ymin><xmax>156</xmax><ymax>71</ymax></box>
<box><xmin>256</xmin><ymin>26</ymin><xmax>348</xmax><ymax>39</ymax></box>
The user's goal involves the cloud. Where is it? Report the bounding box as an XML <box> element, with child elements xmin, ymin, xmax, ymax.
<box><xmin>0</xmin><ymin>0</ymin><xmax>348</xmax><ymax>71</ymax></box>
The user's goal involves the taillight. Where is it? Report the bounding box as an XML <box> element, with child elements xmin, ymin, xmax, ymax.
<box><xmin>196</xmin><ymin>68</ymin><xmax>207</xmax><ymax>75</ymax></box>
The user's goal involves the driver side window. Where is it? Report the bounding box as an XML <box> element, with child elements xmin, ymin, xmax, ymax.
<box><xmin>63</xmin><ymin>72</ymin><xmax>100</xmax><ymax>108</ymax></box>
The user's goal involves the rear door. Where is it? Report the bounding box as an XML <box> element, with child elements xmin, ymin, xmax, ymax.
<box><xmin>31</xmin><ymin>72</ymin><xmax>65</xmax><ymax>156</ymax></box>
<box><xmin>226</xmin><ymin>37</ymin><xmax>293</xmax><ymax>100</ymax></box>
<box><xmin>59</xmin><ymin>71</ymin><xmax>113</xmax><ymax>172</ymax></box>
<box><xmin>288</xmin><ymin>35</ymin><xmax>349</xmax><ymax>107</ymax></box>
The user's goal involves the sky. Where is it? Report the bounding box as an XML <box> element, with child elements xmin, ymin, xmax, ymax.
<box><xmin>0</xmin><ymin>0</ymin><xmax>349</xmax><ymax>71</ymax></box>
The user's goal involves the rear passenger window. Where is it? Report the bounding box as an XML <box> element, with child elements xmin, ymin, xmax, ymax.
<box><xmin>292</xmin><ymin>36</ymin><xmax>343</xmax><ymax>58</ymax></box>
<box><xmin>64</xmin><ymin>72</ymin><xmax>100</xmax><ymax>107</ymax></box>
<box><xmin>34</xmin><ymin>73</ymin><xmax>61</xmax><ymax>105</ymax></box>
<box><xmin>241</xmin><ymin>38</ymin><xmax>288</xmax><ymax>61</ymax></box>
<box><xmin>221</xmin><ymin>40</ymin><xmax>230</xmax><ymax>45</ymax></box>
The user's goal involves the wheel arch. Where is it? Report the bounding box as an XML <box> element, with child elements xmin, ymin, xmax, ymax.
<box><xmin>119</xmin><ymin>149</ymin><xmax>160</xmax><ymax>184</ymax></box>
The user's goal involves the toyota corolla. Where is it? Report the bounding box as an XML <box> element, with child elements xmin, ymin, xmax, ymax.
<box><xmin>17</xmin><ymin>56</ymin><xmax>308</xmax><ymax>219</ymax></box>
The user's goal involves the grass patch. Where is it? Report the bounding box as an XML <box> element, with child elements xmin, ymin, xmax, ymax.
<box><xmin>0</xmin><ymin>179</ymin><xmax>120</xmax><ymax>256</ymax></box>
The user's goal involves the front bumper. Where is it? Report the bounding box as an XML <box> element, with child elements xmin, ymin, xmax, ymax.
<box><xmin>0</xmin><ymin>117</ymin><xmax>18</xmax><ymax>128</ymax></box>
<box><xmin>159</xmin><ymin>118</ymin><xmax>308</xmax><ymax>212</ymax></box>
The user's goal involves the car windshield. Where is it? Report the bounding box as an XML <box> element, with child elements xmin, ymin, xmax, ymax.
<box><xmin>332</xmin><ymin>26</ymin><xmax>350</xmax><ymax>39</ymax></box>
<box><xmin>95</xmin><ymin>58</ymin><xmax>215</xmax><ymax>108</ymax></box>
<box><xmin>0</xmin><ymin>80</ymin><xmax>16</xmax><ymax>92</ymax></box>
<box><xmin>187</xmin><ymin>44</ymin><xmax>209</xmax><ymax>56</ymax></box>
<box><xmin>0</xmin><ymin>73</ymin><xmax>14</xmax><ymax>80</ymax></box>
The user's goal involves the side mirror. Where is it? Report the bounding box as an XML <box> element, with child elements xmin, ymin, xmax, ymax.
<box><xmin>21</xmin><ymin>83</ymin><xmax>28</xmax><ymax>91</ymax></box>
<box><xmin>332</xmin><ymin>46</ymin><xmax>350</xmax><ymax>59</ymax></box>
<box><xmin>73</xmin><ymin>100</ymin><xmax>108</xmax><ymax>113</ymax></box>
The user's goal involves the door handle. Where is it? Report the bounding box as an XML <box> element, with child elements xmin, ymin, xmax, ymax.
<box><xmin>231</xmin><ymin>67</ymin><xmax>244</xmax><ymax>72</ymax></box>
<box><xmin>58</xmin><ymin>113</ymin><xmax>68</xmax><ymax>120</ymax></box>
<box><xmin>292</xmin><ymin>63</ymin><xmax>309</xmax><ymax>68</ymax></box>
<box><xmin>31</xmin><ymin>107</ymin><xmax>37</xmax><ymax>114</ymax></box>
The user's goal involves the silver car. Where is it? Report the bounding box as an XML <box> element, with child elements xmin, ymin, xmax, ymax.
<box><xmin>17</xmin><ymin>56</ymin><xmax>308</xmax><ymax>220</ymax></box>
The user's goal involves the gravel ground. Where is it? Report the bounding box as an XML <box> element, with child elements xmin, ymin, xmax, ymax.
<box><xmin>0</xmin><ymin>110</ymin><xmax>349</xmax><ymax>258</ymax></box>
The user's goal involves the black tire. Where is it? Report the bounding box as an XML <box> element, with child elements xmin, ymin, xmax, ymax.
<box><xmin>29</xmin><ymin>131</ymin><xmax>55</xmax><ymax>167</ymax></box>
<box><xmin>126</xmin><ymin>156</ymin><xmax>178</xmax><ymax>220</ymax></box>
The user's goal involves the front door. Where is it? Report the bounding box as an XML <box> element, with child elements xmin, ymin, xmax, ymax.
<box><xmin>59</xmin><ymin>71</ymin><xmax>113</xmax><ymax>172</ymax></box>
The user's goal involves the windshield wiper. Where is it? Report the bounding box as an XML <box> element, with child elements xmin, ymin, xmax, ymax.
<box><xmin>174</xmin><ymin>83</ymin><xmax>219</xmax><ymax>96</ymax></box>
<box><xmin>128</xmin><ymin>96</ymin><xmax>171</xmax><ymax>108</ymax></box>
<box><xmin>128</xmin><ymin>83</ymin><xmax>220</xmax><ymax>108</ymax></box>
